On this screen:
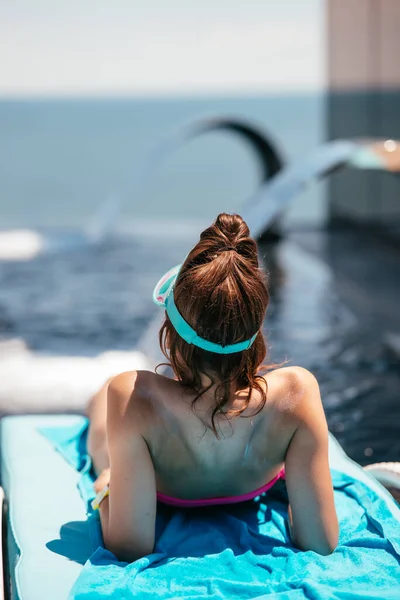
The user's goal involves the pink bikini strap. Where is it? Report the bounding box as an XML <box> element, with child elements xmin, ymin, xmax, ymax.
<box><xmin>157</xmin><ymin>468</ymin><xmax>285</xmax><ymax>508</ymax></box>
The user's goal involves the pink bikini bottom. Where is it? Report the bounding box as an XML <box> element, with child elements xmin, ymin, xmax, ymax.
<box><xmin>156</xmin><ymin>468</ymin><xmax>285</xmax><ymax>508</ymax></box>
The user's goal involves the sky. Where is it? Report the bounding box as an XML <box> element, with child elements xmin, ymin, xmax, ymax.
<box><xmin>0</xmin><ymin>0</ymin><xmax>325</xmax><ymax>97</ymax></box>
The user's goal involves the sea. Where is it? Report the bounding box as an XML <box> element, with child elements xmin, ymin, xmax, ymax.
<box><xmin>0</xmin><ymin>94</ymin><xmax>324</xmax><ymax>228</ymax></box>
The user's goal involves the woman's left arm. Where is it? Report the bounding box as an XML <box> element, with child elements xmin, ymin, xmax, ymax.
<box><xmin>97</xmin><ymin>371</ymin><xmax>157</xmax><ymax>563</ymax></box>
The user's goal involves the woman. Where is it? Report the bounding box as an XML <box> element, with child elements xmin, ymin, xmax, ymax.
<box><xmin>87</xmin><ymin>213</ymin><xmax>338</xmax><ymax>562</ymax></box>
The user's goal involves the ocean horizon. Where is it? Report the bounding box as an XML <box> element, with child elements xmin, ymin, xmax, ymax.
<box><xmin>0</xmin><ymin>93</ymin><xmax>325</xmax><ymax>230</ymax></box>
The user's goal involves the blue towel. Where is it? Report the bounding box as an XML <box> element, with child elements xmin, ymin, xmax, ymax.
<box><xmin>41</xmin><ymin>420</ymin><xmax>400</xmax><ymax>600</ymax></box>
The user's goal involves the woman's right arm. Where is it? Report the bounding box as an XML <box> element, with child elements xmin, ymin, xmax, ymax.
<box><xmin>283</xmin><ymin>367</ymin><xmax>339</xmax><ymax>555</ymax></box>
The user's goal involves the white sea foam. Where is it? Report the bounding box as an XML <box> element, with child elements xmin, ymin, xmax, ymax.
<box><xmin>0</xmin><ymin>340</ymin><xmax>155</xmax><ymax>414</ymax></box>
<box><xmin>0</xmin><ymin>229</ymin><xmax>45</xmax><ymax>261</ymax></box>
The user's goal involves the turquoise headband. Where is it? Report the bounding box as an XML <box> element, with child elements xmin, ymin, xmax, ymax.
<box><xmin>153</xmin><ymin>264</ymin><xmax>258</xmax><ymax>354</ymax></box>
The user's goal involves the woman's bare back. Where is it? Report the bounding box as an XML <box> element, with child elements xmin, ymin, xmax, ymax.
<box><xmin>138</xmin><ymin>369</ymin><xmax>297</xmax><ymax>500</ymax></box>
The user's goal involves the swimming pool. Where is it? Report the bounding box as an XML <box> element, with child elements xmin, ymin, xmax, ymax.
<box><xmin>0</xmin><ymin>226</ymin><xmax>398</xmax><ymax>465</ymax></box>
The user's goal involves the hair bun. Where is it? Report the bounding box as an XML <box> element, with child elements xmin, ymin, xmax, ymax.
<box><xmin>195</xmin><ymin>213</ymin><xmax>258</xmax><ymax>266</ymax></box>
<box><xmin>214</xmin><ymin>213</ymin><xmax>250</xmax><ymax>245</ymax></box>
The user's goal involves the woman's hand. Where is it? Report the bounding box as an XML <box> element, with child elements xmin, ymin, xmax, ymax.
<box><xmin>93</xmin><ymin>467</ymin><xmax>111</xmax><ymax>546</ymax></box>
<box><xmin>94</xmin><ymin>468</ymin><xmax>111</xmax><ymax>494</ymax></box>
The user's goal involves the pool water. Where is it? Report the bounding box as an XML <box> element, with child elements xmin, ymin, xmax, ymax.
<box><xmin>0</xmin><ymin>229</ymin><xmax>398</xmax><ymax>466</ymax></box>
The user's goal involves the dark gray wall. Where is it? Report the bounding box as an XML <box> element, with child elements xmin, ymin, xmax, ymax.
<box><xmin>327</xmin><ymin>0</ymin><xmax>400</xmax><ymax>239</ymax></box>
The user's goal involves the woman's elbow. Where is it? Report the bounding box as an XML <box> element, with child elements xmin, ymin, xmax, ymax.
<box><xmin>105</xmin><ymin>538</ymin><xmax>154</xmax><ymax>563</ymax></box>
<box><xmin>313</xmin><ymin>539</ymin><xmax>338</xmax><ymax>556</ymax></box>
<box><xmin>294</xmin><ymin>537</ymin><xmax>338</xmax><ymax>556</ymax></box>
<box><xmin>294</xmin><ymin>522</ymin><xmax>339</xmax><ymax>556</ymax></box>
<box><xmin>322</xmin><ymin>517</ymin><xmax>340</xmax><ymax>555</ymax></box>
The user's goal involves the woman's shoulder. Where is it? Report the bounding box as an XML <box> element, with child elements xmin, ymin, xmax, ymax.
<box><xmin>266</xmin><ymin>365</ymin><xmax>318</xmax><ymax>389</ymax></box>
<box><xmin>262</xmin><ymin>366</ymin><xmax>327</xmax><ymax>456</ymax></box>
<box><xmin>108</xmin><ymin>368</ymin><xmax>168</xmax><ymax>397</ymax></box>
<box><xmin>264</xmin><ymin>366</ymin><xmax>321</xmax><ymax>419</ymax></box>
<box><xmin>108</xmin><ymin>369</ymin><xmax>157</xmax><ymax>394</ymax></box>
<box><xmin>106</xmin><ymin>370</ymin><xmax>162</xmax><ymax>423</ymax></box>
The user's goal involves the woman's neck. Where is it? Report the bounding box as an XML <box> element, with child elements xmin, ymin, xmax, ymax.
<box><xmin>199</xmin><ymin>372</ymin><xmax>216</xmax><ymax>390</ymax></box>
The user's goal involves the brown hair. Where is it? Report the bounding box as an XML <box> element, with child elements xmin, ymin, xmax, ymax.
<box><xmin>159</xmin><ymin>213</ymin><xmax>271</xmax><ymax>437</ymax></box>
